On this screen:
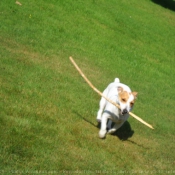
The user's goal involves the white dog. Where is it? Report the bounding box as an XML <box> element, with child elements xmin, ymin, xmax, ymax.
<box><xmin>97</xmin><ymin>78</ymin><xmax>137</xmax><ymax>138</ymax></box>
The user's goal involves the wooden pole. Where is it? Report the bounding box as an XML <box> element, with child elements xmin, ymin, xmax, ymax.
<box><xmin>69</xmin><ymin>56</ymin><xmax>154</xmax><ymax>130</ymax></box>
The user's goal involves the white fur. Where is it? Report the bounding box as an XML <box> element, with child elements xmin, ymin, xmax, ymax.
<box><xmin>97</xmin><ymin>78</ymin><xmax>135</xmax><ymax>138</ymax></box>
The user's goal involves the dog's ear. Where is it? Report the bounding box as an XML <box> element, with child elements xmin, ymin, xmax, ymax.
<box><xmin>132</xmin><ymin>92</ymin><xmax>138</xmax><ymax>99</ymax></box>
<box><xmin>117</xmin><ymin>86</ymin><xmax>123</xmax><ymax>93</ymax></box>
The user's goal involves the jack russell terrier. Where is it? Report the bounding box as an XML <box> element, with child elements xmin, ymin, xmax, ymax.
<box><xmin>97</xmin><ymin>78</ymin><xmax>137</xmax><ymax>138</ymax></box>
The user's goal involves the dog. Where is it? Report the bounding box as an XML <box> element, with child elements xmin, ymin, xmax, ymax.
<box><xmin>97</xmin><ymin>78</ymin><xmax>137</xmax><ymax>138</ymax></box>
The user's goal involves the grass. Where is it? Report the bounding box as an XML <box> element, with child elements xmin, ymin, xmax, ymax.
<box><xmin>1</xmin><ymin>0</ymin><xmax>175</xmax><ymax>174</ymax></box>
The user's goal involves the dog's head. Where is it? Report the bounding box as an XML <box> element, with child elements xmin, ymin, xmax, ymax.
<box><xmin>117</xmin><ymin>86</ymin><xmax>137</xmax><ymax>115</ymax></box>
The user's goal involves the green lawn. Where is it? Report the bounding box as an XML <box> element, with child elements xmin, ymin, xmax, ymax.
<box><xmin>1</xmin><ymin>0</ymin><xmax>175</xmax><ymax>174</ymax></box>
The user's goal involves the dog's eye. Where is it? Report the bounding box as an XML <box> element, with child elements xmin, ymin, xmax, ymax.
<box><xmin>122</xmin><ymin>98</ymin><xmax>126</xmax><ymax>102</ymax></box>
<box><xmin>130</xmin><ymin>102</ymin><xmax>134</xmax><ymax>106</ymax></box>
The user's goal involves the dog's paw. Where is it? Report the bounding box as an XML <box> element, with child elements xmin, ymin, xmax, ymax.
<box><xmin>99</xmin><ymin>130</ymin><xmax>106</xmax><ymax>139</ymax></box>
<box><xmin>107</xmin><ymin>128</ymin><xmax>117</xmax><ymax>134</ymax></box>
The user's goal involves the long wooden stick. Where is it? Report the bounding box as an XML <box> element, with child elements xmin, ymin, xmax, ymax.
<box><xmin>69</xmin><ymin>56</ymin><xmax>154</xmax><ymax>130</ymax></box>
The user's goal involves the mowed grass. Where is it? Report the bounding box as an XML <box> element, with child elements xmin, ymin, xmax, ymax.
<box><xmin>1</xmin><ymin>0</ymin><xmax>175</xmax><ymax>174</ymax></box>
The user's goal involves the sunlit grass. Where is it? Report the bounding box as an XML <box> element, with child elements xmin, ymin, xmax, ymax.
<box><xmin>1</xmin><ymin>0</ymin><xmax>175</xmax><ymax>173</ymax></box>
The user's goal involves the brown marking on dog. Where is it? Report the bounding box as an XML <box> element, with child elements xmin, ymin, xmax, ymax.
<box><xmin>130</xmin><ymin>100</ymin><xmax>135</xmax><ymax>107</ymax></box>
<box><xmin>132</xmin><ymin>92</ymin><xmax>138</xmax><ymax>99</ymax></box>
<box><xmin>118</xmin><ymin>91</ymin><xmax>129</xmax><ymax>103</ymax></box>
<box><xmin>130</xmin><ymin>92</ymin><xmax>138</xmax><ymax>107</ymax></box>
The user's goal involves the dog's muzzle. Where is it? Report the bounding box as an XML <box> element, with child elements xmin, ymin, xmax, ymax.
<box><xmin>121</xmin><ymin>108</ymin><xmax>128</xmax><ymax>115</ymax></box>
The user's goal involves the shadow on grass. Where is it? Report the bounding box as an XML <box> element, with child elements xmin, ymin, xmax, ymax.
<box><xmin>75</xmin><ymin>111</ymin><xmax>150</xmax><ymax>148</ymax></box>
<box><xmin>74</xmin><ymin>111</ymin><xmax>134</xmax><ymax>141</ymax></box>
<box><xmin>151</xmin><ymin>0</ymin><xmax>175</xmax><ymax>11</ymax></box>
<box><xmin>111</xmin><ymin>121</ymin><xmax>134</xmax><ymax>141</ymax></box>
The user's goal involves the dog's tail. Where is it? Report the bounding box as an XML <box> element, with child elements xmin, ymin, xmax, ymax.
<box><xmin>114</xmin><ymin>78</ymin><xmax>120</xmax><ymax>83</ymax></box>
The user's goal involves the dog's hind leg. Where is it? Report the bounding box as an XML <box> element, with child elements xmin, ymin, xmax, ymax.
<box><xmin>107</xmin><ymin>119</ymin><xmax>113</xmax><ymax>130</ymax></box>
<box><xmin>107</xmin><ymin>122</ymin><xmax>124</xmax><ymax>135</ymax></box>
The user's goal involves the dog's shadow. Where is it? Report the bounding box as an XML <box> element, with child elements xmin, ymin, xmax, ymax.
<box><xmin>97</xmin><ymin>120</ymin><xmax>134</xmax><ymax>140</ymax></box>
<box><xmin>74</xmin><ymin>111</ymin><xmax>134</xmax><ymax>141</ymax></box>
<box><xmin>109</xmin><ymin>121</ymin><xmax>134</xmax><ymax>141</ymax></box>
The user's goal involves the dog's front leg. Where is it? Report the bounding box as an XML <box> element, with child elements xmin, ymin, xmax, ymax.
<box><xmin>96</xmin><ymin>96</ymin><xmax>107</xmax><ymax>122</ymax></box>
<box><xmin>99</xmin><ymin>114</ymin><xmax>108</xmax><ymax>139</ymax></box>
